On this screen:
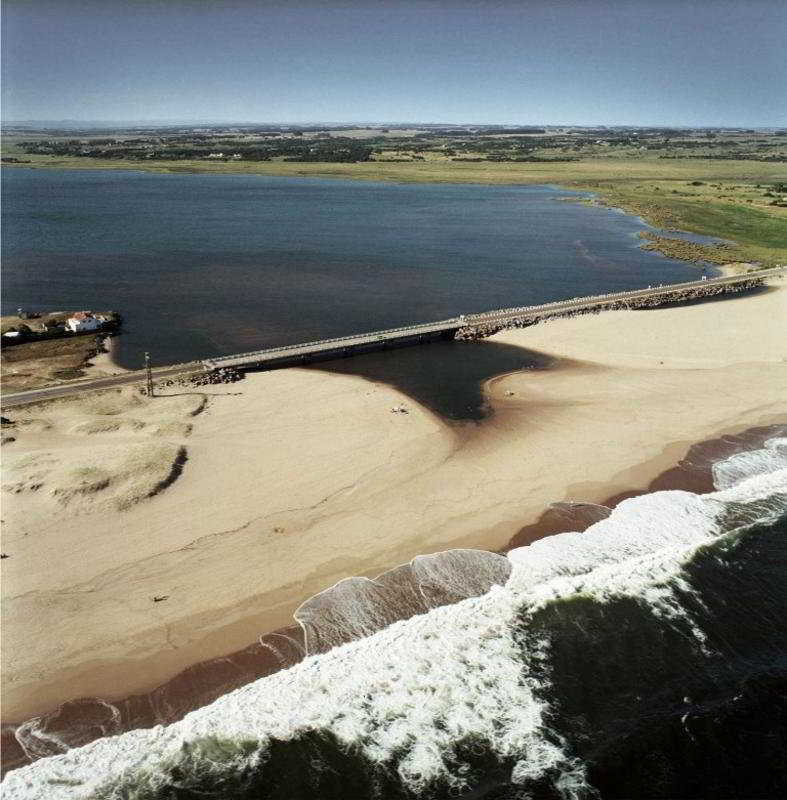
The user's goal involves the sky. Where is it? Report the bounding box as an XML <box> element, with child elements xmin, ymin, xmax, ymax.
<box><xmin>2</xmin><ymin>0</ymin><xmax>785</xmax><ymax>127</ymax></box>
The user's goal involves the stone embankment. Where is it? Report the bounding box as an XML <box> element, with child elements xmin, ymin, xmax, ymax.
<box><xmin>186</xmin><ymin>367</ymin><xmax>244</xmax><ymax>387</ymax></box>
<box><xmin>143</xmin><ymin>368</ymin><xmax>244</xmax><ymax>394</ymax></box>
<box><xmin>454</xmin><ymin>276</ymin><xmax>767</xmax><ymax>340</ymax></box>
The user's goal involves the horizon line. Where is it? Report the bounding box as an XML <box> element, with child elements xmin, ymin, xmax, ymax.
<box><xmin>3</xmin><ymin>120</ymin><xmax>783</xmax><ymax>130</ymax></box>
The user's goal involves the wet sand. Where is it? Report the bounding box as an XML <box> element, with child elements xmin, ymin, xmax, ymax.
<box><xmin>1</xmin><ymin>278</ymin><xmax>785</xmax><ymax>771</ymax></box>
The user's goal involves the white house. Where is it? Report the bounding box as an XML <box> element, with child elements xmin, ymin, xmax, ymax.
<box><xmin>65</xmin><ymin>312</ymin><xmax>102</xmax><ymax>333</ymax></box>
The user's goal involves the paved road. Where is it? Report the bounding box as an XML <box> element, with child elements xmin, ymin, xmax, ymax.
<box><xmin>1</xmin><ymin>364</ymin><xmax>201</xmax><ymax>409</ymax></box>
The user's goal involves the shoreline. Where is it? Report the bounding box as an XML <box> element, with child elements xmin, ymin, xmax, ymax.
<box><xmin>2</xmin><ymin>420</ymin><xmax>783</xmax><ymax>775</ymax></box>
<box><xmin>2</xmin><ymin>279</ymin><xmax>784</xmax><ymax>771</ymax></box>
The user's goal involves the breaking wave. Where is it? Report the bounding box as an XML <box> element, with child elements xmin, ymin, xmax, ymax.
<box><xmin>3</xmin><ymin>430</ymin><xmax>785</xmax><ymax>798</ymax></box>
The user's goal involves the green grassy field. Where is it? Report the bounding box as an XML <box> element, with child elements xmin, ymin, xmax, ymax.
<box><xmin>574</xmin><ymin>178</ymin><xmax>787</xmax><ymax>266</ymax></box>
<box><xmin>4</xmin><ymin>151</ymin><xmax>786</xmax><ymax>266</ymax></box>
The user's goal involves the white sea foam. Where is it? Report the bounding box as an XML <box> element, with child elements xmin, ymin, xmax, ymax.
<box><xmin>13</xmin><ymin>698</ymin><xmax>123</xmax><ymax>764</ymax></box>
<box><xmin>294</xmin><ymin>549</ymin><xmax>511</xmax><ymax>653</ymax></box>
<box><xmin>510</xmin><ymin>468</ymin><xmax>786</xmax><ymax>644</ymax></box>
<box><xmin>3</xmin><ymin>469</ymin><xmax>785</xmax><ymax>799</ymax></box>
<box><xmin>712</xmin><ymin>436</ymin><xmax>787</xmax><ymax>490</ymax></box>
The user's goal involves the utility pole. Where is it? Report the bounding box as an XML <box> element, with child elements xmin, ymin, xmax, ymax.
<box><xmin>144</xmin><ymin>351</ymin><xmax>154</xmax><ymax>397</ymax></box>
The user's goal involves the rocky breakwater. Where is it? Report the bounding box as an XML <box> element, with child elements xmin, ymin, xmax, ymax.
<box><xmin>454</xmin><ymin>275</ymin><xmax>768</xmax><ymax>340</ymax></box>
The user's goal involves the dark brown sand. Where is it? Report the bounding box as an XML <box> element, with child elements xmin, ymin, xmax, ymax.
<box><xmin>506</xmin><ymin>424</ymin><xmax>785</xmax><ymax>549</ymax></box>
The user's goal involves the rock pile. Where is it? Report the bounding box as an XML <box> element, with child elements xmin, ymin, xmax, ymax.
<box><xmin>187</xmin><ymin>368</ymin><xmax>244</xmax><ymax>387</ymax></box>
<box><xmin>455</xmin><ymin>277</ymin><xmax>766</xmax><ymax>341</ymax></box>
<box><xmin>142</xmin><ymin>368</ymin><xmax>244</xmax><ymax>394</ymax></box>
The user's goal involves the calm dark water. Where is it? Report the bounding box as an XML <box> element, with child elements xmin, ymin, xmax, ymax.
<box><xmin>1</xmin><ymin>168</ymin><xmax>701</xmax><ymax>369</ymax></box>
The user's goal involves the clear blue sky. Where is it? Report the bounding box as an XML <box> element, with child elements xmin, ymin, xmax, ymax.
<box><xmin>2</xmin><ymin>0</ymin><xmax>785</xmax><ymax>126</ymax></box>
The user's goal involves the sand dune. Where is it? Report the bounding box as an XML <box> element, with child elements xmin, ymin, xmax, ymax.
<box><xmin>1</xmin><ymin>279</ymin><xmax>785</xmax><ymax>722</ymax></box>
<box><xmin>3</xmin><ymin>389</ymin><xmax>202</xmax><ymax>515</ymax></box>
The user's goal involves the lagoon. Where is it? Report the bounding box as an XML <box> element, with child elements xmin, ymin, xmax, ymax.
<box><xmin>1</xmin><ymin>168</ymin><xmax>701</xmax><ymax>368</ymax></box>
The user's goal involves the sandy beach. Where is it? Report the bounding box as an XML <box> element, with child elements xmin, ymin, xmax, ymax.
<box><xmin>2</xmin><ymin>279</ymin><xmax>785</xmax><ymax>726</ymax></box>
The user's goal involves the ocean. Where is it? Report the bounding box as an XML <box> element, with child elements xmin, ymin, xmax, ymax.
<box><xmin>3</xmin><ymin>427</ymin><xmax>784</xmax><ymax>799</ymax></box>
<box><xmin>0</xmin><ymin>168</ymin><xmax>704</xmax><ymax>369</ymax></box>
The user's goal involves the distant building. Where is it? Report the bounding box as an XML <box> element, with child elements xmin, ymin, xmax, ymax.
<box><xmin>65</xmin><ymin>312</ymin><xmax>102</xmax><ymax>333</ymax></box>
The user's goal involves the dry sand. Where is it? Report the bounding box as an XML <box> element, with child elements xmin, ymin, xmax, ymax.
<box><xmin>2</xmin><ymin>280</ymin><xmax>785</xmax><ymax>722</ymax></box>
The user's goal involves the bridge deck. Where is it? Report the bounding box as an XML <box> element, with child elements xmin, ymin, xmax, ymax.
<box><xmin>202</xmin><ymin>319</ymin><xmax>461</xmax><ymax>369</ymax></box>
<box><xmin>204</xmin><ymin>268</ymin><xmax>783</xmax><ymax>371</ymax></box>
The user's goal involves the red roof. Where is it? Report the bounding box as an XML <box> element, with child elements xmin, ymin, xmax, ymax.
<box><xmin>72</xmin><ymin>311</ymin><xmax>93</xmax><ymax>320</ymax></box>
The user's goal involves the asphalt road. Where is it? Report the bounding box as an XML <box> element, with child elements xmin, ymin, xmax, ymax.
<box><xmin>1</xmin><ymin>364</ymin><xmax>201</xmax><ymax>409</ymax></box>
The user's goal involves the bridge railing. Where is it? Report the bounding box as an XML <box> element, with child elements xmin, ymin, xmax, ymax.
<box><xmin>204</xmin><ymin>318</ymin><xmax>463</xmax><ymax>365</ymax></box>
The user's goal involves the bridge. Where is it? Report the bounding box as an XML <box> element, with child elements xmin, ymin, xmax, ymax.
<box><xmin>3</xmin><ymin>267</ymin><xmax>782</xmax><ymax>408</ymax></box>
<box><xmin>203</xmin><ymin>267</ymin><xmax>783</xmax><ymax>371</ymax></box>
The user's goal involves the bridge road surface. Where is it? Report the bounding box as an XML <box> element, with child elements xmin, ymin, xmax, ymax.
<box><xmin>201</xmin><ymin>318</ymin><xmax>464</xmax><ymax>370</ymax></box>
<box><xmin>3</xmin><ymin>267</ymin><xmax>783</xmax><ymax>409</ymax></box>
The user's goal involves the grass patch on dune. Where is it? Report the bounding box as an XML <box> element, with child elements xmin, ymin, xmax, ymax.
<box><xmin>6</xmin><ymin>390</ymin><xmax>206</xmax><ymax>514</ymax></box>
<box><xmin>152</xmin><ymin>421</ymin><xmax>193</xmax><ymax>438</ymax></box>
<box><xmin>56</xmin><ymin>466</ymin><xmax>112</xmax><ymax>498</ymax></box>
<box><xmin>72</xmin><ymin>418</ymin><xmax>147</xmax><ymax>435</ymax></box>
<box><xmin>85</xmin><ymin>393</ymin><xmax>144</xmax><ymax>417</ymax></box>
<box><xmin>45</xmin><ymin>443</ymin><xmax>187</xmax><ymax>511</ymax></box>
<box><xmin>187</xmin><ymin>395</ymin><xmax>208</xmax><ymax>416</ymax></box>
<box><xmin>7</xmin><ymin>452</ymin><xmax>54</xmax><ymax>471</ymax></box>
<box><xmin>109</xmin><ymin>443</ymin><xmax>188</xmax><ymax>511</ymax></box>
<box><xmin>2</xmin><ymin>451</ymin><xmax>57</xmax><ymax>494</ymax></box>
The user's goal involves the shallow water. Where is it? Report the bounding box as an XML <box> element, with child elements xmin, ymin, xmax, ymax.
<box><xmin>310</xmin><ymin>338</ymin><xmax>555</xmax><ymax>420</ymax></box>
<box><xmin>1</xmin><ymin>169</ymin><xmax>703</xmax><ymax>369</ymax></box>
